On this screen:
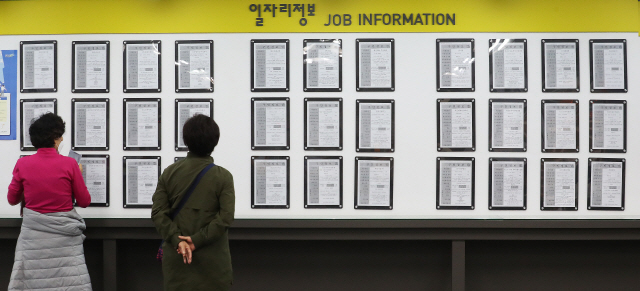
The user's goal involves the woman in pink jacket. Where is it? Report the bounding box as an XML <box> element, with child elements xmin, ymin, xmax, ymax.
<box><xmin>7</xmin><ymin>113</ymin><xmax>93</xmax><ymax>290</ymax></box>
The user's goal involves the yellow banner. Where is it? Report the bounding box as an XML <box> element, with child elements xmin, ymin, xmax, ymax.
<box><xmin>0</xmin><ymin>0</ymin><xmax>636</xmax><ymax>35</ymax></box>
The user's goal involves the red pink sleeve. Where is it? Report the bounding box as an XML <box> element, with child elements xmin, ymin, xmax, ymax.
<box><xmin>71</xmin><ymin>161</ymin><xmax>92</xmax><ymax>207</ymax></box>
<box><xmin>7</xmin><ymin>163</ymin><xmax>24</xmax><ymax>206</ymax></box>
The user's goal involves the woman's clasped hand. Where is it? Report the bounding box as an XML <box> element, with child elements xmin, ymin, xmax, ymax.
<box><xmin>176</xmin><ymin>236</ymin><xmax>195</xmax><ymax>264</ymax></box>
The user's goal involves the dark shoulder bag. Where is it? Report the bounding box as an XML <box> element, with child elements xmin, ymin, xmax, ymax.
<box><xmin>157</xmin><ymin>163</ymin><xmax>215</xmax><ymax>261</ymax></box>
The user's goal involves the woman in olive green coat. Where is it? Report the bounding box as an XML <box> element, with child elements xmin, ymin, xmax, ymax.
<box><xmin>152</xmin><ymin>115</ymin><xmax>235</xmax><ymax>291</ymax></box>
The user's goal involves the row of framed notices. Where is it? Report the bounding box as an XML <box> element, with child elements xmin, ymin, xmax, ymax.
<box><xmin>19</xmin><ymin>97</ymin><xmax>392</xmax><ymax>153</ymax></box>
<box><xmin>436</xmin><ymin>157</ymin><xmax>625</xmax><ymax>211</ymax></box>
<box><xmin>253</xmin><ymin>38</ymin><xmax>627</xmax><ymax>93</ymax></box>
<box><xmin>19</xmin><ymin>38</ymin><xmax>627</xmax><ymax>94</ymax></box>
<box><xmin>249</xmin><ymin>97</ymin><xmax>626</xmax><ymax>153</ymax></box>
<box><xmin>437</xmin><ymin>98</ymin><xmax>626</xmax><ymax>153</ymax></box>
<box><xmin>251</xmin><ymin>97</ymin><xmax>394</xmax><ymax>152</ymax></box>
<box><xmin>251</xmin><ymin>156</ymin><xmax>393</xmax><ymax>210</ymax></box>
<box><xmin>20</xmin><ymin>40</ymin><xmax>214</xmax><ymax>93</ymax></box>
<box><xmin>18</xmin><ymin>153</ymin><xmax>624</xmax><ymax>211</ymax></box>
<box><xmin>19</xmin><ymin>98</ymin><xmax>212</xmax><ymax>151</ymax></box>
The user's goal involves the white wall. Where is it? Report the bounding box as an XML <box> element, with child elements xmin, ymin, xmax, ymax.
<box><xmin>0</xmin><ymin>32</ymin><xmax>637</xmax><ymax>219</ymax></box>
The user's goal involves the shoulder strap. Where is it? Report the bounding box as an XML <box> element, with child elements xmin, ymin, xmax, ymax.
<box><xmin>171</xmin><ymin>163</ymin><xmax>215</xmax><ymax>219</ymax></box>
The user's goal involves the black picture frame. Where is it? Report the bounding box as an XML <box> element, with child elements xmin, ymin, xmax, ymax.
<box><xmin>488</xmin><ymin>99</ymin><xmax>527</xmax><ymax>152</ymax></box>
<box><xmin>589</xmin><ymin>39</ymin><xmax>627</xmax><ymax>93</ymax></box>
<box><xmin>71</xmin><ymin>41</ymin><xmax>110</xmax><ymax>93</ymax></box>
<box><xmin>122</xmin><ymin>98</ymin><xmax>161</xmax><ymax>151</ymax></box>
<box><xmin>541</xmin><ymin>39</ymin><xmax>580</xmax><ymax>93</ymax></box>
<box><xmin>356</xmin><ymin>38</ymin><xmax>395</xmax><ymax>92</ymax></box>
<box><xmin>437</xmin><ymin>98</ymin><xmax>476</xmax><ymax>152</ymax></box>
<box><xmin>123</xmin><ymin>40</ymin><xmax>161</xmax><ymax>93</ymax></box>
<box><xmin>489</xmin><ymin>39</ymin><xmax>528</xmax><ymax>92</ymax></box>
<box><xmin>356</xmin><ymin>99</ymin><xmax>395</xmax><ymax>152</ymax></box>
<box><xmin>436</xmin><ymin>157</ymin><xmax>475</xmax><ymax>210</ymax></box>
<box><xmin>71</xmin><ymin>98</ymin><xmax>110</xmax><ymax>151</ymax></box>
<box><xmin>304</xmin><ymin>156</ymin><xmax>343</xmax><ymax>209</ymax></box>
<box><xmin>251</xmin><ymin>39</ymin><xmax>290</xmax><ymax>92</ymax></box>
<box><xmin>20</xmin><ymin>40</ymin><xmax>58</xmax><ymax>93</ymax></box>
<box><xmin>540</xmin><ymin>158</ymin><xmax>579</xmax><ymax>211</ymax></box>
<box><xmin>20</xmin><ymin>98</ymin><xmax>57</xmax><ymax>151</ymax></box>
<box><xmin>251</xmin><ymin>156</ymin><xmax>290</xmax><ymax>209</ymax></box>
<box><xmin>488</xmin><ymin>157</ymin><xmax>527</xmax><ymax>210</ymax></box>
<box><xmin>175</xmin><ymin>98</ymin><xmax>214</xmax><ymax>151</ymax></box>
<box><xmin>251</xmin><ymin>97</ymin><xmax>290</xmax><ymax>150</ymax></box>
<box><xmin>587</xmin><ymin>158</ymin><xmax>625</xmax><ymax>211</ymax></box>
<box><xmin>354</xmin><ymin>156</ymin><xmax>394</xmax><ymax>210</ymax></box>
<box><xmin>304</xmin><ymin>97</ymin><xmax>343</xmax><ymax>151</ymax></box>
<box><xmin>175</xmin><ymin>40</ymin><xmax>214</xmax><ymax>93</ymax></box>
<box><xmin>436</xmin><ymin>38</ymin><xmax>475</xmax><ymax>92</ymax></box>
<box><xmin>80</xmin><ymin>154</ymin><xmax>110</xmax><ymax>207</ymax></box>
<box><xmin>303</xmin><ymin>39</ymin><xmax>342</xmax><ymax>92</ymax></box>
<box><xmin>589</xmin><ymin>100</ymin><xmax>626</xmax><ymax>153</ymax></box>
<box><xmin>541</xmin><ymin>99</ymin><xmax>579</xmax><ymax>153</ymax></box>
<box><xmin>122</xmin><ymin>156</ymin><xmax>161</xmax><ymax>208</ymax></box>
<box><xmin>174</xmin><ymin>157</ymin><xmax>186</xmax><ymax>163</ymax></box>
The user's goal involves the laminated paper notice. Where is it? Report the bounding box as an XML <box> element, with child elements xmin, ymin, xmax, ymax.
<box><xmin>491</xmin><ymin>161</ymin><xmax>525</xmax><ymax>207</ymax></box>
<box><xmin>126</xmin><ymin>159</ymin><xmax>158</xmax><ymax>205</ymax></box>
<box><xmin>357</xmin><ymin>160</ymin><xmax>391</xmax><ymax>207</ymax></box>
<box><xmin>306</xmin><ymin>159</ymin><xmax>341</xmax><ymax>206</ymax></box>
<box><xmin>254</xmin><ymin>160</ymin><xmax>288</xmax><ymax>206</ymax></box>
<box><xmin>439</xmin><ymin>160</ymin><xmax>473</xmax><ymax>207</ymax></box>
<box><xmin>307</xmin><ymin>101</ymin><xmax>340</xmax><ymax>148</ymax></box>
<box><xmin>543</xmin><ymin>162</ymin><xmax>576</xmax><ymax>208</ymax></box>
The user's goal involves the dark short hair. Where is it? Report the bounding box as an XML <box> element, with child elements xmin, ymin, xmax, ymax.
<box><xmin>29</xmin><ymin>112</ymin><xmax>65</xmax><ymax>149</ymax></box>
<box><xmin>183</xmin><ymin>114</ymin><xmax>219</xmax><ymax>156</ymax></box>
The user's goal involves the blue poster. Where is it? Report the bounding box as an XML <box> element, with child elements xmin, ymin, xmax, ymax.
<box><xmin>0</xmin><ymin>50</ymin><xmax>17</xmax><ymax>140</ymax></box>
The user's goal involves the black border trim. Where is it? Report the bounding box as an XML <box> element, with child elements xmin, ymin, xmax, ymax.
<box><xmin>589</xmin><ymin>100</ymin><xmax>626</xmax><ymax>153</ymax></box>
<box><xmin>587</xmin><ymin>158</ymin><xmax>625</xmax><ymax>211</ymax></box>
<box><xmin>81</xmin><ymin>154</ymin><xmax>110</xmax><ymax>207</ymax></box>
<box><xmin>304</xmin><ymin>97</ymin><xmax>343</xmax><ymax>151</ymax></box>
<box><xmin>175</xmin><ymin>40</ymin><xmax>214</xmax><ymax>93</ymax></box>
<box><xmin>437</xmin><ymin>98</ymin><xmax>476</xmax><ymax>152</ymax></box>
<box><xmin>20</xmin><ymin>40</ymin><xmax>58</xmax><ymax>93</ymax></box>
<box><xmin>436</xmin><ymin>38</ymin><xmax>475</xmax><ymax>92</ymax></box>
<box><xmin>489</xmin><ymin>39</ymin><xmax>528</xmax><ymax>93</ymax></box>
<box><xmin>123</xmin><ymin>40</ymin><xmax>162</xmax><ymax>93</ymax></box>
<box><xmin>355</xmin><ymin>99</ymin><xmax>395</xmax><ymax>152</ymax></box>
<box><xmin>540</xmin><ymin>158</ymin><xmax>579</xmax><ymax>211</ymax></box>
<box><xmin>488</xmin><ymin>99</ymin><xmax>527</xmax><ymax>152</ymax></box>
<box><xmin>304</xmin><ymin>156</ymin><xmax>343</xmax><ymax>209</ymax></box>
<box><xmin>303</xmin><ymin>39</ymin><xmax>342</xmax><ymax>92</ymax></box>
<box><xmin>541</xmin><ymin>99</ymin><xmax>579</xmax><ymax>153</ymax></box>
<box><xmin>488</xmin><ymin>157</ymin><xmax>527</xmax><ymax>210</ymax></box>
<box><xmin>589</xmin><ymin>39</ymin><xmax>627</xmax><ymax>93</ymax></box>
<box><xmin>122</xmin><ymin>156</ymin><xmax>161</xmax><ymax>209</ymax></box>
<box><xmin>71</xmin><ymin>98</ymin><xmax>110</xmax><ymax>151</ymax></box>
<box><xmin>251</xmin><ymin>97</ymin><xmax>290</xmax><ymax>150</ymax></box>
<box><xmin>436</xmin><ymin>157</ymin><xmax>475</xmax><ymax>210</ymax></box>
<box><xmin>251</xmin><ymin>39</ymin><xmax>290</xmax><ymax>92</ymax></box>
<box><xmin>354</xmin><ymin>156</ymin><xmax>394</xmax><ymax>210</ymax></box>
<box><xmin>356</xmin><ymin>38</ymin><xmax>395</xmax><ymax>92</ymax></box>
<box><xmin>541</xmin><ymin>39</ymin><xmax>580</xmax><ymax>93</ymax></box>
<box><xmin>122</xmin><ymin>98</ymin><xmax>162</xmax><ymax>151</ymax></box>
<box><xmin>251</xmin><ymin>156</ymin><xmax>290</xmax><ymax>209</ymax></box>
<box><xmin>72</xmin><ymin>41</ymin><xmax>110</xmax><ymax>93</ymax></box>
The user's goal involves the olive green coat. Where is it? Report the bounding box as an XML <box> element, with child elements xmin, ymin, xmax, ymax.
<box><xmin>151</xmin><ymin>153</ymin><xmax>235</xmax><ymax>291</ymax></box>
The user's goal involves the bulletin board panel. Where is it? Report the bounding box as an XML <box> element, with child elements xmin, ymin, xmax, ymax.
<box><xmin>0</xmin><ymin>32</ymin><xmax>638</xmax><ymax>220</ymax></box>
